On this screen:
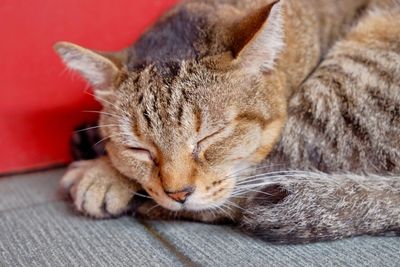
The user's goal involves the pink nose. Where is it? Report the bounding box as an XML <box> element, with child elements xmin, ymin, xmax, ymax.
<box><xmin>165</xmin><ymin>187</ymin><xmax>194</xmax><ymax>203</ymax></box>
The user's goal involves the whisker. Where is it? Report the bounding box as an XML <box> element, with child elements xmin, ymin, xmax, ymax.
<box><xmin>235</xmin><ymin>181</ymin><xmax>286</xmax><ymax>190</ymax></box>
<box><xmin>234</xmin><ymin>170</ymin><xmax>318</xmax><ymax>184</ymax></box>
<box><xmin>208</xmin><ymin>208</ymin><xmax>217</xmax><ymax>219</ymax></box>
<box><xmin>229</xmin><ymin>190</ymin><xmax>253</xmax><ymax>197</ymax></box>
<box><xmin>224</xmin><ymin>200</ymin><xmax>245</xmax><ymax>211</ymax></box>
<box><xmin>230</xmin><ymin>173</ymin><xmax>339</xmax><ymax>196</ymax></box>
<box><xmin>220</xmin><ymin>203</ymin><xmax>235</xmax><ymax>214</ymax></box>
<box><xmin>93</xmin><ymin>133</ymin><xmax>130</xmax><ymax>147</ymax></box>
<box><xmin>84</xmin><ymin>91</ymin><xmax>126</xmax><ymax>114</ymax></box>
<box><xmin>146</xmin><ymin>204</ymin><xmax>160</xmax><ymax>213</ymax></box>
<box><xmin>218</xmin><ymin>166</ymin><xmax>263</xmax><ymax>183</ymax></box>
<box><xmin>235</xmin><ymin>171</ymin><xmax>296</xmax><ymax>181</ymax></box>
<box><xmin>235</xmin><ymin>176</ymin><xmax>291</xmax><ymax>186</ymax></box>
<box><xmin>222</xmin><ymin>204</ymin><xmax>234</xmax><ymax>212</ymax></box>
<box><xmin>231</xmin><ymin>188</ymin><xmax>275</xmax><ymax>197</ymax></box>
<box><xmin>215</xmin><ymin>205</ymin><xmax>234</xmax><ymax>220</ymax></box>
<box><xmin>233</xmin><ymin>181</ymin><xmax>280</xmax><ymax>192</ymax></box>
<box><xmin>83</xmin><ymin>110</ymin><xmax>126</xmax><ymax>120</ymax></box>
<box><xmin>229</xmin><ymin>195</ymin><xmax>267</xmax><ymax>200</ymax></box>
<box><xmin>74</xmin><ymin>124</ymin><xmax>119</xmax><ymax>133</ymax></box>
<box><xmin>232</xmin><ymin>164</ymin><xmax>286</xmax><ymax>176</ymax></box>
<box><xmin>220</xmin><ymin>164</ymin><xmax>288</xmax><ymax>182</ymax></box>
<box><xmin>93</xmin><ymin>136</ymin><xmax>110</xmax><ymax>147</ymax></box>
<box><xmin>133</xmin><ymin>192</ymin><xmax>153</xmax><ymax>199</ymax></box>
<box><xmin>230</xmin><ymin>195</ymin><xmax>253</xmax><ymax>199</ymax></box>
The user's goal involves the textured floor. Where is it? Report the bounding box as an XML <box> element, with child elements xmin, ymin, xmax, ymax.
<box><xmin>1</xmin><ymin>169</ymin><xmax>399</xmax><ymax>267</ymax></box>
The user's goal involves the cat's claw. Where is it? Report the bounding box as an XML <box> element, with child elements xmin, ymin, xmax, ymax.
<box><xmin>60</xmin><ymin>158</ymin><xmax>141</xmax><ymax>219</ymax></box>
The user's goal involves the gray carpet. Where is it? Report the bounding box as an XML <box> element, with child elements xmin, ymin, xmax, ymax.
<box><xmin>0</xmin><ymin>169</ymin><xmax>399</xmax><ymax>267</ymax></box>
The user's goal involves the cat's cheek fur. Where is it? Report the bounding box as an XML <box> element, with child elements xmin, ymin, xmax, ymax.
<box><xmin>247</xmin><ymin>117</ymin><xmax>287</xmax><ymax>164</ymax></box>
<box><xmin>106</xmin><ymin>143</ymin><xmax>153</xmax><ymax>185</ymax></box>
<box><xmin>107</xmin><ymin>144</ymin><xmax>184</xmax><ymax>210</ymax></box>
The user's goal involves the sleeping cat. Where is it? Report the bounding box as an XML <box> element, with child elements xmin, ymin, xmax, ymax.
<box><xmin>136</xmin><ymin>1</ymin><xmax>400</xmax><ymax>241</ymax></box>
<box><xmin>54</xmin><ymin>0</ymin><xmax>400</xmax><ymax>243</ymax></box>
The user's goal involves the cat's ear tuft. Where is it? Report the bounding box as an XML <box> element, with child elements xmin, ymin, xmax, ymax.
<box><xmin>231</xmin><ymin>0</ymin><xmax>284</xmax><ymax>73</ymax></box>
<box><xmin>53</xmin><ymin>42</ymin><xmax>123</xmax><ymax>93</ymax></box>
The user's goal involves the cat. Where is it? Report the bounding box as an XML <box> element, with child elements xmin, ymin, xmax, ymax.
<box><xmin>53</xmin><ymin>0</ymin><xmax>400</xmax><ymax>243</ymax></box>
<box><xmin>141</xmin><ymin>1</ymin><xmax>400</xmax><ymax>242</ymax></box>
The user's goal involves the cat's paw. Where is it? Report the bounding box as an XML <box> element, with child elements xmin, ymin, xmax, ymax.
<box><xmin>60</xmin><ymin>158</ymin><xmax>141</xmax><ymax>219</ymax></box>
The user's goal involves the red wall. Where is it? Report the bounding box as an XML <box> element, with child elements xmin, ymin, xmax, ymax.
<box><xmin>0</xmin><ymin>0</ymin><xmax>178</xmax><ymax>174</ymax></box>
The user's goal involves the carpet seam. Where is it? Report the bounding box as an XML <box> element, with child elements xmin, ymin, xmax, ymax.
<box><xmin>137</xmin><ymin>219</ymin><xmax>200</xmax><ymax>267</ymax></box>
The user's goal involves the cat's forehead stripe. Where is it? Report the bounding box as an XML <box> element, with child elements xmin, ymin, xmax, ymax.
<box><xmin>133</xmin><ymin>76</ymin><xmax>194</xmax><ymax>134</ymax></box>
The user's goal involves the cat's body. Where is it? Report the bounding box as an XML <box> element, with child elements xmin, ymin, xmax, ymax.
<box><xmin>240</xmin><ymin>1</ymin><xmax>400</xmax><ymax>243</ymax></box>
<box><xmin>55</xmin><ymin>0</ymin><xmax>400</xmax><ymax>243</ymax></box>
<box><xmin>266</xmin><ymin>6</ymin><xmax>400</xmax><ymax>174</ymax></box>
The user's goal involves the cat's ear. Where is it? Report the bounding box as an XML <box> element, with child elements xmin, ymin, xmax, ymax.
<box><xmin>231</xmin><ymin>0</ymin><xmax>284</xmax><ymax>73</ymax></box>
<box><xmin>54</xmin><ymin>42</ymin><xmax>127</xmax><ymax>96</ymax></box>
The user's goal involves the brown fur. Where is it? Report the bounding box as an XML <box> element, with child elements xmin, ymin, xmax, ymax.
<box><xmin>57</xmin><ymin>0</ymin><xmax>370</xmax><ymax>216</ymax></box>
<box><xmin>51</xmin><ymin>0</ymin><xmax>400</xmax><ymax>244</ymax></box>
<box><xmin>265</xmin><ymin>1</ymin><xmax>400</xmax><ymax>174</ymax></box>
<box><xmin>241</xmin><ymin>0</ymin><xmax>400</xmax><ymax>243</ymax></box>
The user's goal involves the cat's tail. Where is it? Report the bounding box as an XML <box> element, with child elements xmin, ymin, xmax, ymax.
<box><xmin>239</xmin><ymin>171</ymin><xmax>400</xmax><ymax>244</ymax></box>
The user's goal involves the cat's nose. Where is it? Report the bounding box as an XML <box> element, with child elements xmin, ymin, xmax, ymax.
<box><xmin>165</xmin><ymin>187</ymin><xmax>195</xmax><ymax>203</ymax></box>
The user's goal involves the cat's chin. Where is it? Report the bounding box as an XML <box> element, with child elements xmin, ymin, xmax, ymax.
<box><xmin>155</xmin><ymin>198</ymin><xmax>228</xmax><ymax>212</ymax></box>
<box><xmin>182</xmin><ymin>198</ymin><xmax>230</xmax><ymax>212</ymax></box>
<box><xmin>156</xmin><ymin>200</ymin><xmax>212</xmax><ymax>212</ymax></box>
<box><xmin>182</xmin><ymin>203</ymin><xmax>217</xmax><ymax>211</ymax></box>
<box><xmin>156</xmin><ymin>200</ymin><xmax>184</xmax><ymax>211</ymax></box>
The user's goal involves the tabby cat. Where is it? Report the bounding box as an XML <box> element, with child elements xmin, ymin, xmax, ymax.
<box><xmin>54</xmin><ymin>0</ymin><xmax>400</xmax><ymax>243</ymax></box>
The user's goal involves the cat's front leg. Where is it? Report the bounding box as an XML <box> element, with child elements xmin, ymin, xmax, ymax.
<box><xmin>239</xmin><ymin>173</ymin><xmax>400</xmax><ymax>244</ymax></box>
<box><xmin>60</xmin><ymin>156</ymin><xmax>141</xmax><ymax>218</ymax></box>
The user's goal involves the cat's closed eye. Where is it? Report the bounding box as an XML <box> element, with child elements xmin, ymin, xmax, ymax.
<box><xmin>193</xmin><ymin>127</ymin><xmax>228</xmax><ymax>161</ymax></box>
<box><xmin>127</xmin><ymin>147</ymin><xmax>156</xmax><ymax>164</ymax></box>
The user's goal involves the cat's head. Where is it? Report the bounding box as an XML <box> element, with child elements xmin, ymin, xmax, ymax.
<box><xmin>54</xmin><ymin>1</ymin><xmax>287</xmax><ymax>211</ymax></box>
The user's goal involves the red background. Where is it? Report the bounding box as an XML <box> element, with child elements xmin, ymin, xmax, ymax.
<box><xmin>0</xmin><ymin>0</ymin><xmax>178</xmax><ymax>174</ymax></box>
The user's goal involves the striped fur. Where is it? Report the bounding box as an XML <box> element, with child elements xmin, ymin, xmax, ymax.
<box><xmin>241</xmin><ymin>1</ymin><xmax>400</xmax><ymax>243</ymax></box>
<box><xmin>265</xmin><ymin>7</ymin><xmax>400</xmax><ymax>173</ymax></box>
<box><xmin>51</xmin><ymin>0</ymin><xmax>400</xmax><ymax>244</ymax></box>
<box><xmin>56</xmin><ymin>0</ymin><xmax>370</xmax><ymax>218</ymax></box>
